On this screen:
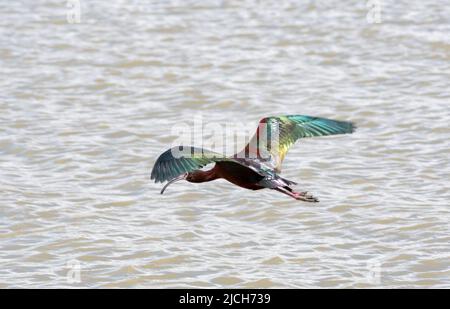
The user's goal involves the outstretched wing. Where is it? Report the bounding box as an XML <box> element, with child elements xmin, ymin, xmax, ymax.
<box><xmin>151</xmin><ymin>146</ymin><xmax>236</xmax><ymax>183</ymax></box>
<box><xmin>238</xmin><ymin>115</ymin><xmax>355</xmax><ymax>173</ymax></box>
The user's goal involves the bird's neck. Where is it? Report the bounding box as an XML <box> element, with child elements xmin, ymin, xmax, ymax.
<box><xmin>188</xmin><ymin>168</ymin><xmax>220</xmax><ymax>183</ymax></box>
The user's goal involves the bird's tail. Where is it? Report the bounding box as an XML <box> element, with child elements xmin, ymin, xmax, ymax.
<box><xmin>258</xmin><ymin>175</ymin><xmax>297</xmax><ymax>189</ymax></box>
<box><xmin>278</xmin><ymin>176</ymin><xmax>298</xmax><ymax>186</ymax></box>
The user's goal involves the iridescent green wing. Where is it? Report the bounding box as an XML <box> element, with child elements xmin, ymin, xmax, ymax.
<box><xmin>240</xmin><ymin>115</ymin><xmax>355</xmax><ymax>173</ymax></box>
<box><xmin>151</xmin><ymin>146</ymin><xmax>231</xmax><ymax>183</ymax></box>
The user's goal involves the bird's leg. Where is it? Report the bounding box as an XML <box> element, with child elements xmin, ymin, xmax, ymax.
<box><xmin>273</xmin><ymin>187</ymin><xmax>319</xmax><ymax>202</ymax></box>
<box><xmin>273</xmin><ymin>187</ymin><xmax>296</xmax><ymax>199</ymax></box>
<box><xmin>283</xmin><ymin>186</ymin><xmax>308</xmax><ymax>196</ymax></box>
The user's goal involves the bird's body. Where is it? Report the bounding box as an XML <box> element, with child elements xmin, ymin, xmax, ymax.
<box><xmin>213</xmin><ymin>161</ymin><xmax>265</xmax><ymax>190</ymax></box>
<box><xmin>151</xmin><ymin>115</ymin><xmax>355</xmax><ymax>202</ymax></box>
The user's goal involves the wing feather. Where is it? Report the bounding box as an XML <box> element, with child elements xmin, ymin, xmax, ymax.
<box><xmin>151</xmin><ymin>146</ymin><xmax>249</xmax><ymax>183</ymax></box>
<box><xmin>238</xmin><ymin>115</ymin><xmax>355</xmax><ymax>173</ymax></box>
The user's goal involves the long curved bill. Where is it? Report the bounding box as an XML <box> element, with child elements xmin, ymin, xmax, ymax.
<box><xmin>160</xmin><ymin>173</ymin><xmax>187</xmax><ymax>194</ymax></box>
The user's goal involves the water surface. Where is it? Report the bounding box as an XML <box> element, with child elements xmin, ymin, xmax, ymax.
<box><xmin>0</xmin><ymin>0</ymin><xmax>449</xmax><ymax>288</ymax></box>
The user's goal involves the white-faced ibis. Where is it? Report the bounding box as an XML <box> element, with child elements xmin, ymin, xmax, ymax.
<box><xmin>151</xmin><ymin>115</ymin><xmax>355</xmax><ymax>202</ymax></box>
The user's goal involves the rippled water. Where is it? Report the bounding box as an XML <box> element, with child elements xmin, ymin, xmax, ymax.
<box><xmin>1</xmin><ymin>0</ymin><xmax>449</xmax><ymax>288</ymax></box>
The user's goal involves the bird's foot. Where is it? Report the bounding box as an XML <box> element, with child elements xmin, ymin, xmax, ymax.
<box><xmin>293</xmin><ymin>191</ymin><xmax>319</xmax><ymax>202</ymax></box>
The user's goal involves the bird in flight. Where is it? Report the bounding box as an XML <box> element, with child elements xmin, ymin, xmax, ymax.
<box><xmin>151</xmin><ymin>115</ymin><xmax>355</xmax><ymax>202</ymax></box>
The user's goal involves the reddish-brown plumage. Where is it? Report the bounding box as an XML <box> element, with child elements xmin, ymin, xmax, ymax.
<box><xmin>186</xmin><ymin>162</ymin><xmax>265</xmax><ymax>190</ymax></box>
<box><xmin>182</xmin><ymin>161</ymin><xmax>318</xmax><ymax>201</ymax></box>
